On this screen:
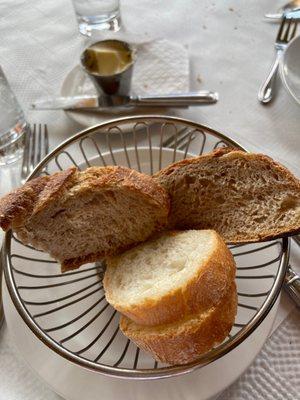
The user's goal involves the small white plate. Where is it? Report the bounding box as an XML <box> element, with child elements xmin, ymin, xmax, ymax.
<box><xmin>61</xmin><ymin>66</ymin><xmax>171</xmax><ymax>127</ymax></box>
<box><xmin>280</xmin><ymin>35</ymin><xmax>300</xmax><ymax>105</ymax></box>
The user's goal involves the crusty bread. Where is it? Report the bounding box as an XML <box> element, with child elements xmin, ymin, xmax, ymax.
<box><xmin>0</xmin><ymin>166</ymin><xmax>169</xmax><ymax>271</ymax></box>
<box><xmin>120</xmin><ymin>282</ymin><xmax>237</xmax><ymax>365</ymax></box>
<box><xmin>154</xmin><ymin>148</ymin><xmax>300</xmax><ymax>243</ymax></box>
<box><xmin>104</xmin><ymin>230</ymin><xmax>235</xmax><ymax>326</ymax></box>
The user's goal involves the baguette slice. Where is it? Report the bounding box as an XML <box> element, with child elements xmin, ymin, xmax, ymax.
<box><xmin>154</xmin><ymin>148</ymin><xmax>300</xmax><ymax>243</ymax></box>
<box><xmin>104</xmin><ymin>230</ymin><xmax>235</xmax><ymax>326</ymax></box>
<box><xmin>120</xmin><ymin>282</ymin><xmax>237</xmax><ymax>365</ymax></box>
<box><xmin>0</xmin><ymin>166</ymin><xmax>169</xmax><ymax>271</ymax></box>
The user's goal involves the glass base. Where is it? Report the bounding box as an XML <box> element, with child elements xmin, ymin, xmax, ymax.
<box><xmin>0</xmin><ymin>155</ymin><xmax>23</xmax><ymax>195</ymax></box>
<box><xmin>78</xmin><ymin>15</ymin><xmax>121</xmax><ymax>36</ymax></box>
<box><xmin>0</xmin><ymin>122</ymin><xmax>27</xmax><ymax>166</ymax></box>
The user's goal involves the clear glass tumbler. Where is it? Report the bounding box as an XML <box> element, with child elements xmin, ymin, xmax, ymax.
<box><xmin>0</xmin><ymin>66</ymin><xmax>27</xmax><ymax>166</ymax></box>
<box><xmin>72</xmin><ymin>0</ymin><xmax>121</xmax><ymax>36</ymax></box>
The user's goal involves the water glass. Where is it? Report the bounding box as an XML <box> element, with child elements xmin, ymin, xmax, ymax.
<box><xmin>0</xmin><ymin>66</ymin><xmax>27</xmax><ymax>166</ymax></box>
<box><xmin>72</xmin><ymin>0</ymin><xmax>121</xmax><ymax>36</ymax></box>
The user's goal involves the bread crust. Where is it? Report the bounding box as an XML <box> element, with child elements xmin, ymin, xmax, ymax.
<box><xmin>0</xmin><ymin>166</ymin><xmax>170</xmax><ymax>271</ymax></box>
<box><xmin>75</xmin><ymin>166</ymin><xmax>170</xmax><ymax>211</ymax></box>
<box><xmin>154</xmin><ymin>148</ymin><xmax>300</xmax><ymax>242</ymax></box>
<box><xmin>0</xmin><ymin>168</ymin><xmax>76</xmax><ymax>232</ymax></box>
<box><xmin>104</xmin><ymin>230</ymin><xmax>236</xmax><ymax>326</ymax></box>
<box><xmin>120</xmin><ymin>282</ymin><xmax>237</xmax><ymax>365</ymax></box>
<box><xmin>0</xmin><ymin>175</ymin><xmax>50</xmax><ymax>231</ymax></box>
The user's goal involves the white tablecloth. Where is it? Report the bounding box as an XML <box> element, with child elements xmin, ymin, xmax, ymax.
<box><xmin>0</xmin><ymin>1</ymin><xmax>299</xmax><ymax>399</ymax></box>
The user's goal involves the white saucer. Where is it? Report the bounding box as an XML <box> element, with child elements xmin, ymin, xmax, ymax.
<box><xmin>61</xmin><ymin>66</ymin><xmax>172</xmax><ymax>127</ymax></box>
<box><xmin>280</xmin><ymin>35</ymin><xmax>300</xmax><ymax>105</ymax></box>
<box><xmin>3</xmin><ymin>280</ymin><xmax>279</xmax><ymax>400</ymax></box>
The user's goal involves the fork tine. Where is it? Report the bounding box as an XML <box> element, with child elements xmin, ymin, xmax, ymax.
<box><xmin>178</xmin><ymin>131</ymin><xmax>197</xmax><ymax>152</ymax></box>
<box><xmin>21</xmin><ymin>123</ymin><xmax>49</xmax><ymax>184</ymax></box>
<box><xmin>44</xmin><ymin>124</ymin><xmax>49</xmax><ymax>157</ymax></box>
<box><xmin>36</xmin><ymin>124</ymin><xmax>42</xmax><ymax>164</ymax></box>
<box><xmin>162</xmin><ymin>127</ymin><xmax>188</xmax><ymax>148</ymax></box>
<box><xmin>30</xmin><ymin>124</ymin><xmax>36</xmax><ymax>174</ymax></box>
<box><xmin>176</xmin><ymin>130</ymin><xmax>196</xmax><ymax>148</ymax></box>
<box><xmin>290</xmin><ymin>19</ymin><xmax>298</xmax><ymax>41</ymax></box>
<box><xmin>21</xmin><ymin>124</ymin><xmax>32</xmax><ymax>182</ymax></box>
<box><xmin>276</xmin><ymin>16</ymin><xmax>286</xmax><ymax>41</ymax></box>
<box><xmin>283</xmin><ymin>17</ymin><xmax>293</xmax><ymax>41</ymax></box>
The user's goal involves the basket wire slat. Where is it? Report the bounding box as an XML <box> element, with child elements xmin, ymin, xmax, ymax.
<box><xmin>3</xmin><ymin>116</ymin><xmax>289</xmax><ymax>380</ymax></box>
<box><xmin>45</xmin><ymin>294</ymin><xmax>106</xmax><ymax>332</ymax></box>
<box><xmin>59</xmin><ymin>302</ymin><xmax>110</xmax><ymax>344</ymax></box>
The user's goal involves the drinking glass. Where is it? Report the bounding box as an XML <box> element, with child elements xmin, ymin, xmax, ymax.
<box><xmin>0</xmin><ymin>66</ymin><xmax>27</xmax><ymax>166</ymax></box>
<box><xmin>72</xmin><ymin>0</ymin><xmax>121</xmax><ymax>36</ymax></box>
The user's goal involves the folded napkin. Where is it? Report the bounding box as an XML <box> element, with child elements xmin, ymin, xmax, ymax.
<box><xmin>132</xmin><ymin>39</ymin><xmax>189</xmax><ymax>95</ymax></box>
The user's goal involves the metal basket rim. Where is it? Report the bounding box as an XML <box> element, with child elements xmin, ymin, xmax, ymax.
<box><xmin>3</xmin><ymin>115</ymin><xmax>290</xmax><ymax>380</ymax></box>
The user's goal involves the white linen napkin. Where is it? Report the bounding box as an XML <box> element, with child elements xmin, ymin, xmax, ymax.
<box><xmin>131</xmin><ymin>40</ymin><xmax>189</xmax><ymax>95</ymax></box>
<box><xmin>219</xmin><ymin>309</ymin><xmax>300</xmax><ymax>400</ymax></box>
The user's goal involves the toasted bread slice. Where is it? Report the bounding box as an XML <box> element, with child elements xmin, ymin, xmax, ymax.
<box><xmin>0</xmin><ymin>166</ymin><xmax>169</xmax><ymax>271</ymax></box>
<box><xmin>154</xmin><ymin>148</ymin><xmax>300</xmax><ymax>243</ymax></box>
<box><xmin>120</xmin><ymin>282</ymin><xmax>237</xmax><ymax>365</ymax></box>
<box><xmin>104</xmin><ymin>230</ymin><xmax>235</xmax><ymax>326</ymax></box>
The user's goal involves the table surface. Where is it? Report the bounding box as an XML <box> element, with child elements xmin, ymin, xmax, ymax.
<box><xmin>0</xmin><ymin>0</ymin><xmax>299</xmax><ymax>399</ymax></box>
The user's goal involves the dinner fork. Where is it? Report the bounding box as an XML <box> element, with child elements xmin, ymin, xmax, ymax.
<box><xmin>0</xmin><ymin>124</ymin><xmax>49</xmax><ymax>330</ymax></box>
<box><xmin>258</xmin><ymin>16</ymin><xmax>298</xmax><ymax>104</ymax></box>
<box><xmin>162</xmin><ymin>128</ymin><xmax>196</xmax><ymax>151</ymax></box>
<box><xmin>21</xmin><ymin>124</ymin><xmax>49</xmax><ymax>184</ymax></box>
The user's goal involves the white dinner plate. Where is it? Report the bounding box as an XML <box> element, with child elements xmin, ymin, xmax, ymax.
<box><xmin>61</xmin><ymin>66</ymin><xmax>172</xmax><ymax>127</ymax></box>
<box><xmin>3</xmin><ymin>281</ymin><xmax>279</xmax><ymax>400</ymax></box>
<box><xmin>2</xmin><ymin>146</ymin><xmax>282</xmax><ymax>400</ymax></box>
<box><xmin>280</xmin><ymin>35</ymin><xmax>300</xmax><ymax>105</ymax></box>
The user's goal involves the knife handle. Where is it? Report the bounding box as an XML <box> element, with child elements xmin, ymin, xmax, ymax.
<box><xmin>134</xmin><ymin>91</ymin><xmax>218</xmax><ymax>106</ymax></box>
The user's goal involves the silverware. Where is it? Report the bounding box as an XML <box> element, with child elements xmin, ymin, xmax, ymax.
<box><xmin>258</xmin><ymin>16</ymin><xmax>298</xmax><ymax>104</ymax></box>
<box><xmin>283</xmin><ymin>235</ymin><xmax>300</xmax><ymax>307</ymax></box>
<box><xmin>21</xmin><ymin>124</ymin><xmax>49</xmax><ymax>185</ymax></box>
<box><xmin>162</xmin><ymin>127</ymin><xmax>197</xmax><ymax>150</ymax></box>
<box><xmin>284</xmin><ymin>264</ymin><xmax>300</xmax><ymax>307</ymax></box>
<box><xmin>293</xmin><ymin>234</ymin><xmax>300</xmax><ymax>246</ymax></box>
<box><xmin>265</xmin><ymin>1</ymin><xmax>300</xmax><ymax>20</ymax></box>
<box><xmin>0</xmin><ymin>124</ymin><xmax>49</xmax><ymax>331</ymax></box>
<box><xmin>31</xmin><ymin>92</ymin><xmax>219</xmax><ymax>111</ymax></box>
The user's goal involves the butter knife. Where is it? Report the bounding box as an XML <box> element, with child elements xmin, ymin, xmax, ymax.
<box><xmin>31</xmin><ymin>91</ymin><xmax>218</xmax><ymax>111</ymax></box>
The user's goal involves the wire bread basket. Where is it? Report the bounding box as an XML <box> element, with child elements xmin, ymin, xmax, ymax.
<box><xmin>3</xmin><ymin>116</ymin><xmax>289</xmax><ymax>380</ymax></box>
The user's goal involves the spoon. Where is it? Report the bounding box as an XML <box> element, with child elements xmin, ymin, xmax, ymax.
<box><xmin>265</xmin><ymin>0</ymin><xmax>300</xmax><ymax>20</ymax></box>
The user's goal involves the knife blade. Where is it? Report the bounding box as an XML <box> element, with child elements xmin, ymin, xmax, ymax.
<box><xmin>31</xmin><ymin>91</ymin><xmax>219</xmax><ymax>111</ymax></box>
